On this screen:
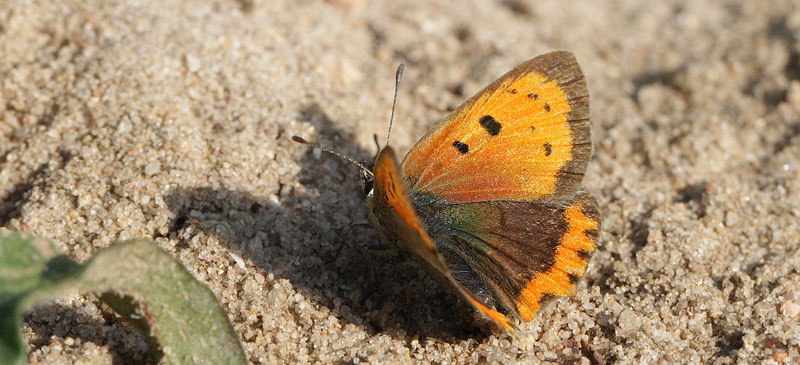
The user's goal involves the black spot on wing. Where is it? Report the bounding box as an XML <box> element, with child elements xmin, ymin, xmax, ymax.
<box><xmin>453</xmin><ymin>140</ymin><xmax>469</xmax><ymax>154</ymax></box>
<box><xmin>528</xmin><ymin>93</ymin><xmax>539</xmax><ymax>100</ymax></box>
<box><xmin>544</xmin><ymin>143</ymin><xmax>552</xmax><ymax>156</ymax></box>
<box><xmin>544</xmin><ymin>103</ymin><xmax>551</xmax><ymax>112</ymax></box>
<box><xmin>479</xmin><ymin>115</ymin><xmax>502</xmax><ymax>136</ymax></box>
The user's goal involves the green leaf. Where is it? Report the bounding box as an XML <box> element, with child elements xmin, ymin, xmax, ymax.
<box><xmin>0</xmin><ymin>231</ymin><xmax>246</xmax><ymax>364</ymax></box>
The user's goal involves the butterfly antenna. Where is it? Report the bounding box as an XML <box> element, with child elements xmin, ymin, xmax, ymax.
<box><xmin>385</xmin><ymin>63</ymin><xmax>405</xmax><ymax>147</ymax></box>
<box><xmin>290</xmin><ymin>136</ymin><xmax>374</xmax><ymax>177</ymax></box>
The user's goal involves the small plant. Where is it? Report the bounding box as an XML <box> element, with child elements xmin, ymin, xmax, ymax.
<box><xmin>0</xmin><ymin>231</ymin><xmax>246</xmax><ymax>364</ymax></box>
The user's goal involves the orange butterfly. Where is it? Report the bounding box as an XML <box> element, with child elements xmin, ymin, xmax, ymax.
<box><xmin>295</xmin><ymin>51</ymin><xmax>600</xmax><ymax>331</ymax></box>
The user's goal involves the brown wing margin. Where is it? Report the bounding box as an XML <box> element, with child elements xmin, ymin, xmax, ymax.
<box><xmin>533</xmin><ymin>52</ymin><xmax>592</xmax><ymax>200</ymax></box>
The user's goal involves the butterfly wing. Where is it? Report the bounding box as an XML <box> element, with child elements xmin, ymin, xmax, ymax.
<box><xmin>401</xmin><ymin>51</ymin><xmax>590</xmax><ymax>203</ymax></box>
<box><xmin>370</xmin><ymin>52</ymin><xmax>599</xmax><ymax>329</ymax></box>
<box><xmin>416</xmin><ymin>191</ymin><xmax>601</xmax><ymax>322</ymax></box>
<box><xmin>369</xmin><ymin>146</ymin><xmax>513</xmax><ymax>330</ymax></box>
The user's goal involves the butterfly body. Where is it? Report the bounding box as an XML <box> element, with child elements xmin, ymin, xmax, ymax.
<box><xmin>365</xmin><ymin>51</ymin><xmax>601</xmax><ymax>331</ymax></box>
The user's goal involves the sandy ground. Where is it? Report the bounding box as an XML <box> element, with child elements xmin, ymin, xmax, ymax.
<box><xmin>2</xmin><ymin>0</ymin><xmax>800</xmax><ymax>363</ymax></box>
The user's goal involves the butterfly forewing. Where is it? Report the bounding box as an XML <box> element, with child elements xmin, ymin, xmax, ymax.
<box><xmin>401</xmin><ymin>51</ymin><xmax>591</xmax><ymax>204</ymax></box>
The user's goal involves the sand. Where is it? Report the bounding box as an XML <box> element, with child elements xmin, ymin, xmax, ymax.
<box><xmin>1</xmin><ymin>0</ymin><xmax>799</xmax><ymax>363</ymax></box>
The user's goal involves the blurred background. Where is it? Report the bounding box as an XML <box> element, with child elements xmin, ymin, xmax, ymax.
<box><xmin>1</xmin><ymin>0</ymin><xmax>799</xmax><ymax>363</ymax></box>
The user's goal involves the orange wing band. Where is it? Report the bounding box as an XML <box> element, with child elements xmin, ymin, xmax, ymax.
<box><xmin>516</xmin><ymin>204</ymin><xmax>598</xmax><ymax>321</ymax></box>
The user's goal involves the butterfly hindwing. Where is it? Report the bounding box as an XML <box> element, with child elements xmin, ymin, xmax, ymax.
<box><xmin>415</xmin><ymin>191</ymin><xmax>601</xmax><ymax>322</ymax></box>
<box><xmin>401</xmin><ymin>51</ymin><xmax>590</xmax><ymax>204</ymax></box>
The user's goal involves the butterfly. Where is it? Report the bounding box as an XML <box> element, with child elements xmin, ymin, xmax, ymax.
<box><xmin>294</xmin><ymin>51</ymin><xmax>600</xmax><ymax>331</ymax></box>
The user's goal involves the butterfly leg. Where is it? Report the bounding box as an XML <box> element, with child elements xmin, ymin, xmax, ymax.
<box><xmin>357</xmin><ymin>237</ymin><xmax>401</xmax><ymax>291</ymax></box>
<box><xmin>332</xmin><ymin>222</ymin><xmax>383</xmax><ymax>261</ymax></box>
<box><xmin>361</xmin><ymin>242</ymin><xmax>399</xmax><ymax>263</ymax></box>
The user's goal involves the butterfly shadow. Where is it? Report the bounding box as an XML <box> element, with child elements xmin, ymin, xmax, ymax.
<box><xmin>163</xmin><ymin>103</ymin><xmax>488</xmax><ymax>343</ymax></box>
